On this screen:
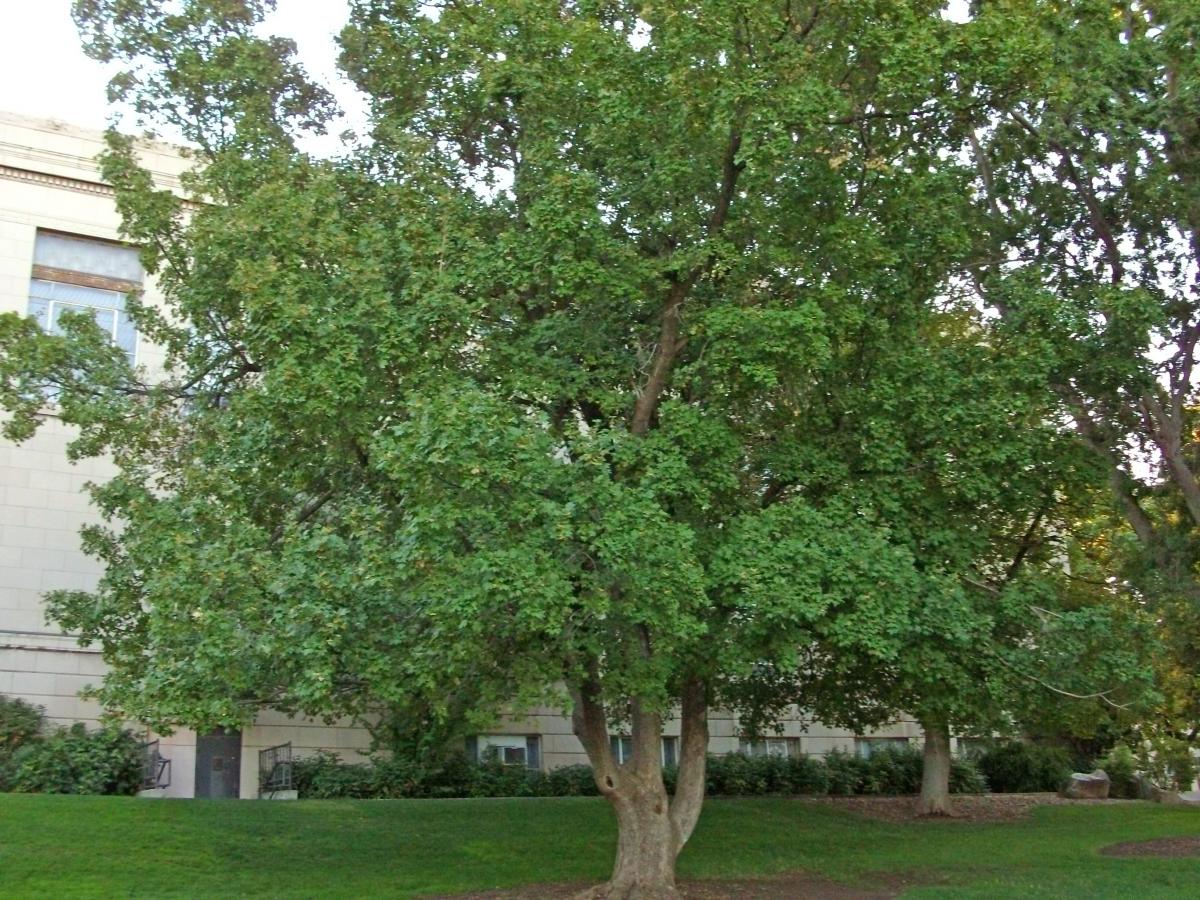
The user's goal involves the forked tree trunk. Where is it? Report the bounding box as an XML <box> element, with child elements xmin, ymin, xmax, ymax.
<box><xmin>602</xmin><ymin>779</ymin><xmax>680</xmax><ymax>899</ymax></box>
<box><xmin>916</xmin><ymin>718</ymin><xmax>953</xmax><ymax>817</ymax></box>
<box><xmin>571</xmin><ymin>677</ymin><xmax>709</xmax><ymax>899</ymax></box>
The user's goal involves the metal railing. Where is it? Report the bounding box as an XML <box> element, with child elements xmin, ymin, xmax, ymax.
<box><xmin>141</xmin><ymin>740</ymin><xmax>171</xmax><ymax>791</ymax></box>
<box><xmin>258</xmin><ymin>742</ymin><xmax>294</xmax><ymax>797</ymax></box>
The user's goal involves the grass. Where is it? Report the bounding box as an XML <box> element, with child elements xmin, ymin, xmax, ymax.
<box><xmin>0</xmin><ymin>794</ymin><xmax>1197</xmax><ymax>897</ymax></box>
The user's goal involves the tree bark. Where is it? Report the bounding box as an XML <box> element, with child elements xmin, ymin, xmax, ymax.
<box><xmin>596</xmin><ymin>780</ymin><xmax>681</xmax><ymax>900</ymax></box>
<box><xmin>916</xmin><ymin>718</ymin><xmax>953</xmax><ymax>817</ymax></box>
<box><xmin>570</xmin><ymin>679</ymin><xmax>709</xmax><ymax>899</ymax></box>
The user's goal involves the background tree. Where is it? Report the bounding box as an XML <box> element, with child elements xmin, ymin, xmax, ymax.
<box><xmin>958</xmin><ymin>0</ymin><xmax>1200</xmax><ymax>755</ymax></box>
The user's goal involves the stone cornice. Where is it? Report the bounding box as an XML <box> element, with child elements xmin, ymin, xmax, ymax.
<box><xmin>0</xmin><ymin>163</ymin><xmax>116</xmax><ymax>198</ymax></box>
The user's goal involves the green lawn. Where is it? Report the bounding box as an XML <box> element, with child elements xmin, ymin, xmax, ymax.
<box><xmin>0</xmin><ymin>794</ymin><xmax>1197</xmax><ymax>898</ymax></box>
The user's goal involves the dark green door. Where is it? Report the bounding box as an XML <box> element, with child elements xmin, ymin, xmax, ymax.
<box><xmin>195</xmin><ymin>729</ymin><xmax>241</xmax><ymax>798</ymax></box>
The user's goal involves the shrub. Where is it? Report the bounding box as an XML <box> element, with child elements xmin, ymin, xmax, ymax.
<box><xmin>706</xmin><ymin>753</ymin><xmax>769</xmax><ymax>795</ymax></box>
<box><xmin>784</xmin><ymin>754</ymin><xmax>831</xmax><ymax>795</ymax></box>
<box><xmin>975</xmin><ymin>741</ymin><xmax>1072</xmax><ymax>793</ymax></box>
<box><xmin>293</xmin><ymin>750</ymin><xmax>378</xmax><ymax>799</ymax></box>
<box><xmin>949</xmin><ymin>756</ymin><xmax>988</xmax><ymax>794</ymax></box>
<box><xmin>1137</xmin><ymin>737</ymin><xmax>1199</xmax><ymax>792</ymax></box>
<box><xmin>290</xmin><ymin>747</ymin><xmax>986</xmax><ymax>800</ymax></box>
<box><xmin>861</xmin><ymin>746</ymin><xmax>923</xmax><ymax>795</ymax></box>
<box><xmin>10</xmin><ymin>724</ymin><xmax>143</xmax><ymax>795</ymax></box>
<box><xmin>544</xmin><ymin>764</ymin><xmax>600</xmax><ymax>797</ymax></box>
<box><xmin>0</xmin><ymin>696</ymin><xmax>45</xmax><ymax>751</ymax></box>
<box><xmin>824</xmin><ymin>750</ymin><xmax>869</xmax><ymax>795</ymax></box>
<box><xmin>1099</xmin><ymin>744</ymin><xmax>1140</xmax><ymax>799</ymax></box>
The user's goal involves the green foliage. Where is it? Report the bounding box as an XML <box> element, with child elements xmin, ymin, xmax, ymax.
<box><xmin>823</xmin><ymin>751</ymin><xmax>872</xmax><ymax>796</ymax></box>
<box><xmin>975</xmin><ymin>742</ymin><xmax>1073</xmax><ymax>794</ymax></box>
<box><xmin>0</xmin><ymin>696</ymin><xmax>45</xmax><ymax>751</ymax></box>
<box><xmin>822</xmin><ymin>746</ymin><xmax>986</xmax><ymax>797</ymax></box>
<box><xmin>1136</xmin><ymin>736</ymin><xmax>1199</xmax><ymax>793</ymax></box>
<box><xmin>292</xmin><ymin>750</ymin><xmax>986</xmax><ymax>800</ymax></box>
<box><xmin>703</xmin><ymin>753</ymin><xmax>831</xmax><ymax>797</ymax></box>
<box><xmin>293</xmin><ymin>752</ymin><xmax>602</xmax><ymax>800</ymax></box>
<box><xmin>0</xmin><ymin>11</ymin><xmax>1164</xmax><ymax>884</ymax></box>
<box><xmin>7</xmin><ymin>724</ymin><xmax>143</xmax><ymax>796</ymax></box>
<box><xmin>950</xmin><ymin>757</ymin><xmax>989</xmax><ymax>795</ymax></box>
<box><xmin>1098</xmin><ymin>744</ymin><xmax>1140</xmax><ymax>800</ymax></box>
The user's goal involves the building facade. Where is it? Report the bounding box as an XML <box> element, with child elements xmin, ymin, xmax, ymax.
<box><xmin>0</xmin><ymin>112</ymin><xmax>926</xmax><ymax>798</ymax></box>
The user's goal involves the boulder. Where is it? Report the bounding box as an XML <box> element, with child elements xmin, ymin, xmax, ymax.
<box><xmin>1059</xmin><ymin>769</ymin><xmax>1110</xmax><ymax>800</ymax></box>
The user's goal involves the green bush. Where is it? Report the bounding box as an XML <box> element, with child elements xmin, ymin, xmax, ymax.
<box><xmin>975</xmin><ymin>741</ymin><xmax>1072</xmax><ymax>793</ymax></box>
<box><xmin>949</xmin><ymin>756</ymin><xmax>988</xmax><ymax>794</ymax></box>
<box><xmin>293</xmin><ymin>751</ymin><xmax>378</xmax><ymax>799</ymax></box>
<box><xmin>293</xmin><ymin>748</ymin><xmax>985</xmax><ymax>801</ymax></box>
<box><xmin>1136</xmin><ymin>737</ymin><xmax>1199</xmax><ymax>792</ymax></box>
<box><xmin>1098</xmin><ymin>744</ymin><xmax>1140</xmax><ymax>799</ymax></box>
<box><xmin>861</xmin><ymin>747</ymin><xmax>923</xmax><ymax>795</ymax></box>
<box><xmin>784</xmin><ymin>754</ymin><xmax>832</xmax><ymax>794</ymax></box>
<box><xmin>543</xmin><ymin>764</ymin><xmax>601</xmax><ymax>797</ymax></box>
<box><xmin>706</xmin><ymin>752</ymin><xmax>769</xmax><ymax>795</ymax></box>
<box><xmin>10</xmin><ymin>724</ymin><xmax>143</xmax><ymax>795</ymax></box>
<box><xmin>0</xmin><ymin>696</ymin><xmax>45</xmax><ymax>751</ymax></box>
<box><xmin>824</xmin><ymin>750</ymin><xmax>870</xmax><ymax>795</ymax></box>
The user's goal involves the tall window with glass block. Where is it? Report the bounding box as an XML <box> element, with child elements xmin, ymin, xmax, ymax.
<box><xmin>27</xmin><ymin>231</ymin><xmax>142</xmax><ymax>364</ymax></box>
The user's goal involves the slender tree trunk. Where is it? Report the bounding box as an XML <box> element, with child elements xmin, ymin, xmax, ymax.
<box><xmin>570</xmin><ymin>678</ymin><xmax>709</xmax><ymax>899</ymax></box>
<box><xmin>916</xmin><ymin>718</ymin><xmax>953</xmax><ymax>817</ymax></box>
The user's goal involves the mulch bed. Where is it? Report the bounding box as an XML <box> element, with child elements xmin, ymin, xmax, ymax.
<box><xmin>1100</xmin><ymin>836</ymin><xmax>1200</xmax><ymax>858</ymax></box>
<box><xmin>801</xmin><ymin>792</ymin><xmax>1121</xmax><ymax>824</ymax></box>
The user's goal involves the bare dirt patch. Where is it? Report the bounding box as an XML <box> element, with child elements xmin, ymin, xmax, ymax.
<box><xmin>1100</xmin><ymin>836</ymin><xmax>1200</xmax><ymax>858</ymax></box>
<box><xmin>802</xmin><ymin>792</ymin><xmax>1124</xmax><ymax>824</ymax></box>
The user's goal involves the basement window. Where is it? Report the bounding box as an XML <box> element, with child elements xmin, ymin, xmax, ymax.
<box><xmin>610</xmin><ymin>735</ymin><xmax>679</xmax><ymax>767</ymax></box>
<box><xmin>470</xmin><ymin>734</ymin><xmax>541</xmax><ymax>770</ymax></box>
<box><xmin>854</xmin><ymin>737</ymin><xmax>911</xmax><ymax>758</ymax></box>
<box><xmin>738</xmin><ymin>737</ymin><xmax>801</xmax><ymax>759</ymax></box>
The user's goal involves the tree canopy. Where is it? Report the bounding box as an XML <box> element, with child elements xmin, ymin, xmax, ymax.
<box><xmin>0</xmin><ymin>1</ymin><xmax>1183</xmax><ymax>895</ymax></box>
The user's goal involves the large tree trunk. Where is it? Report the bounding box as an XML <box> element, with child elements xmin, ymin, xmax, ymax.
<box><xmin>916</xmin><ymin>718</ymin><xmax>953</xmax><ymax>817</ymax></box>
<box><xmin>601</xmin><ymin>780</ymin><xmax>680</xmax><ymax>899</ymax></box>
<box><xmin>570</xmin><ymin>677</ymin><xmax>709</xmax><ymax>899</ymax></box>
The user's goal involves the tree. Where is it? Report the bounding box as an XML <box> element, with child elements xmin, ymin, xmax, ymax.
<box><xmin>957</xmin><ymin>0</ymin><xmax>1200</xmax><ymax>758</ymax></box>
<box><xmin>0</xmin><ymin>1</ymin><xmax>1144</xmax><ymax>894</ymax></box>
<box><xmin>961</xmin><ymin>0</ymin><xmax>1200</xmax><ymax>609</ymax></box>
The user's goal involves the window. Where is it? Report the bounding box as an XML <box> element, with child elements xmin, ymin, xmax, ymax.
<box><xmin>955</xmin><ymin>738</ymin><xmax>989</xmax><ymax>759</ymax></box>
<box><xmin>27</xmin><ymin>231</ymin><xmax>142</xmax><ymax>364</ymax></box>
<box><xmin>739</xmin><ymin>737</ymin><xmax>801</xmax><ymax>759</ymax></box>
<box><xmin>661</xmin><ymin>736</ymin><xmax>678</xmax><ymax>768</ymax></box>
<box><xmin>610</xmin><ymin>735</ymin><xmax>679</xmax><ymax>767</ymax></box>
<box><xmin>854</xmin><ymin>737</ymin><xmax>910</xmax><ymax>759</ymax></box>
<box><xmin>470</xmin><ymin>734</ymin><xmax>541</xmax><ymax>770</ymax></box>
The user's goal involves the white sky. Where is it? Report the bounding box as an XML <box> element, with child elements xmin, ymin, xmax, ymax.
<box><xmin>0</xmin><ymin>0</ymin><xmax>365</xmax><ymax>155</ymax></box>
